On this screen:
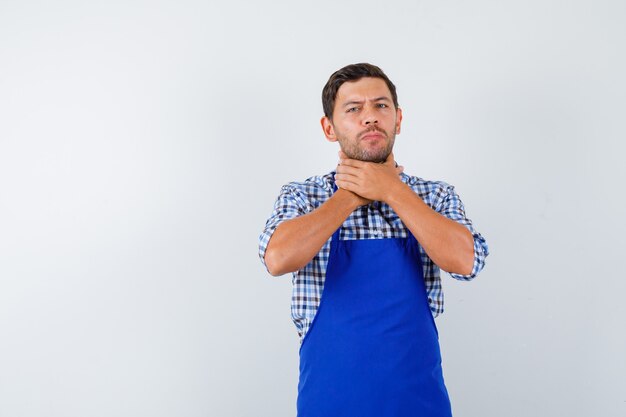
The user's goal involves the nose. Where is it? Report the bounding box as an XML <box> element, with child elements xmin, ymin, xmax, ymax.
<box><xmin>362</xmin><ymin>108</ymin><xmax>378</xmax><ymax>125</ymax></box>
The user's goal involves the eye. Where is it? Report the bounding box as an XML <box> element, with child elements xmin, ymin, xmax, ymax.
<box><xmin>347</xmin><ymin>107</ymin><xmax>360</xmax><ymax>113</ymax></box>
<box><xmin>377</xmin><ymin>103</ymin><xmax>388</xmax><ymax>108</ymax></box>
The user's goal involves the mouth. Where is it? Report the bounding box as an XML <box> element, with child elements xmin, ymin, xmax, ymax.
<box><xmin>359</xmin><ymin>129</ymin><xmax>386</xmax><ymax>141</ymax></box>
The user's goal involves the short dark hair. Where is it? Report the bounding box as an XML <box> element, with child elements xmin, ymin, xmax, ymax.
<box><xmin>322</xmin><ymin>63</ymin><xmax>399</xmax><ymax>120</ymax></box>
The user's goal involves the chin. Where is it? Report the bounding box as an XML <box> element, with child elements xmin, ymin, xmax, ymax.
<box><xmin>361</xmin><ymin>150</ymin><xmax>391</xmax><ymax>163</ymax></box>
<box><xmin>361</xmin><ymin>156</ymin><xmax>387</xmax><ymax>163</ymax></box>
<box><xmin>341</xmin><ymin>144</ymin><xmax>392</xmax><ymax>163</ymax></box>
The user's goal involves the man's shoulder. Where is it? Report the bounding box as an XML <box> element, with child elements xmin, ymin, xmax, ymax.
<box><xmin>400</xmin><ymin>172</ymin><xmax>454</xmax><ymax>194</ymax></box>
<box><xmin>282</xmin><ymin>172</ymin><xmax>335</xmax><ymax>193</ymax></box>
<box><xmin>277</xmin><ymin>172</ymin><xmax>335</xmax><ymax>203</ymax></box>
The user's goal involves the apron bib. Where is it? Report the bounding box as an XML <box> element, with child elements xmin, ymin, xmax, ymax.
<box><xmin>297</xmin><ymin>221</ymin><xmax>453</xmax><ymax>416</ymax></box>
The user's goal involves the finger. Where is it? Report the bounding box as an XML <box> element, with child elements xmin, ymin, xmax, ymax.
<box><xmin>335</xmin><ymin>179</ymin><xmax>350</xmax><ymax>190</ymax></box>
<box><xmin>336</xmin><ymin>164</ymin><xmax>361</xmax><ymax>176</ymax></box>
<box><xmin>335</xmin><ymin>179</ymin><xmax>362</xmax><ymax>193</ymax></box>
<box><xmin>335</xmin><ymin>171</ymin><xmax>363</xmax><ymax>184</ymax></box>
<box><xmin>335</xmin><ymin>173</ymin><xmax>363</xmax><ymax>188</ymax></box>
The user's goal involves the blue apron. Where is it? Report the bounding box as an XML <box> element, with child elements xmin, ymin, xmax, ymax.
<box><xmin>297</xmin><ymin>204</ymin><xmax>453</xmax><ymax>416</ymax></box>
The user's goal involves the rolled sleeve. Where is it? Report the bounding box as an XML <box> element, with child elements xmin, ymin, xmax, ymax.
<box><xmin>449</xmin><ymin>231</ymin><xmax>489</xmax><ymax>281</ymax></box>
<box><xmin>432</xmin><ymin>182</ymin><xmax>489</xmax><ymax>281</ymax></box>
<box><xmin>258</xmin><ymin>185</ymin><xmax>309</xmax><ymax>271</ymax></box>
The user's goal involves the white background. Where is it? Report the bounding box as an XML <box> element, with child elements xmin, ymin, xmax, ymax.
<box><xmin>1</xmin><ymin>1</ymin><xmax>624</xmax><ymax>416</ymax></box>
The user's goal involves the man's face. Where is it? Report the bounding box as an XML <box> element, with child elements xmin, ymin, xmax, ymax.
<box><xmin>322</xmin><ymin>77</ymin><xmax>402</xmax><ymax>163</ymax></box>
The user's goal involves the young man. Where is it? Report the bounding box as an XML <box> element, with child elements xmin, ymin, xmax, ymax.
<box><xmin>259</xmin><ymin>63</ymin><xmax>489</xmax><ymax>417</ymax></box>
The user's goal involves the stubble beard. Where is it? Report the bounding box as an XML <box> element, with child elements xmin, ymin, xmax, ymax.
<box><xmin>338</xmin><ymin>127</ymin><xmax>396</xmax><ymax>163</ymax></box>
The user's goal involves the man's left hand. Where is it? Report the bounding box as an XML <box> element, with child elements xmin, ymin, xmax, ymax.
<box><xmin>335</xmin><ymin>151</ymin><xmax>404</xmax><ymax>203</ymax></box>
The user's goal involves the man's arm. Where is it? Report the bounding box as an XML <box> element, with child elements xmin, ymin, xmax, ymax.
<box><xmin>335</xmin><ymin>152</ymin><xmax>474</xmax><ymax>275</ymax></box>
<box><xmin>386</xmin><ymin>184</ymin><xmax>474</xmax><ymax>275</ymax></box>
<box><xmin>263</xmin><ymin>188</ymin><xmax>365</xmax><ymax>276</ymax></box>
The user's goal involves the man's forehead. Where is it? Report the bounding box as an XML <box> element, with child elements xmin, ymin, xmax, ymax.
<box><xmin>336</xmin><ymin>77</ymin><xmax>392</xmax><ymax>102</ymax></box>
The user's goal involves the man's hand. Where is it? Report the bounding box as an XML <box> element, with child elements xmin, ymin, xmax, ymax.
<box><xmin>335</xmin><ymin>151</ymin><xmax>405</xmax><ymax>203</ymax></box>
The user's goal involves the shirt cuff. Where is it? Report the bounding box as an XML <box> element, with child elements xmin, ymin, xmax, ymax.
<box><xmin>448</xmin><ymin>233</ymin><xmax>489</xmax><ymax>281</ymax></box>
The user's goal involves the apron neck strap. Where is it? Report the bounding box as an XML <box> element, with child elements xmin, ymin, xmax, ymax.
<box><xmin>331</xmin><ymin>172</ymin><xmax>341</xmax><ymax>243</ymax></box>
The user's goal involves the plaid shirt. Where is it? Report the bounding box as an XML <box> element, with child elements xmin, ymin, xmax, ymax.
<box><xmin>259</xmin><ymin>170</ymin><xmax>489</xmax><ymax>343</ymax></box>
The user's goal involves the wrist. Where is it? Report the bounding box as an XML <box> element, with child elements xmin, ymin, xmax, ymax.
<box><xmin>334</xmin><ymin>188</ymin><xmax>367</xmax><ymax>209</ymax></box>
<box><xmin>382</xmin><ymin>177</ymin><xmax>406</xmax><ymax>204</ymax></box>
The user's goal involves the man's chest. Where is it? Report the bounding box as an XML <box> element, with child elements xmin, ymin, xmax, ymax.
<box><xmin>337</xmin><ymin>202</ymin><xmax>408</xmax><ymax>240</ymax></box>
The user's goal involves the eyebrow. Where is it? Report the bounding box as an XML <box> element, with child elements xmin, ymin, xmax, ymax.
<box><xmin>342</xmin><ymin>97</ymin><xmax>392</xmax><ymax>107</ymax></box>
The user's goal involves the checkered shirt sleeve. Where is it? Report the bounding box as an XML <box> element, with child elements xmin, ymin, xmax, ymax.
<box><xmin>258</xmin><ymin>179</ymin><xmax>330</xmax><ymax>271</ymax></box>
<box><xmin>423</xmin><ymin>178</ymin><xmax>490</xmax><ymax>281</ymax></box>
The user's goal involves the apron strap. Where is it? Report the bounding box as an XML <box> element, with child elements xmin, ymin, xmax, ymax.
<box><xmin>331</xmin><ymin>172</ymin><xmax>342</xmax><ymax>243</ymax></box>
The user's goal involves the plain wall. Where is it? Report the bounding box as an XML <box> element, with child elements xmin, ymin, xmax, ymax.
<box><xmin>1</xmin><ymin>1</ymin><xmax>624</xmax><ymax>416</ymax></box>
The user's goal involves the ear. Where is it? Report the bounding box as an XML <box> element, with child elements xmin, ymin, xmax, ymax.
<box><xmin>395</xmin><ymin>107</ymin><xmax>403</xmax><ymax>135</ymax></box>
<box><xmin>321</xmin><ymin>116</ymin><xmax>337</xmax><ymax>142</ymax></box>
